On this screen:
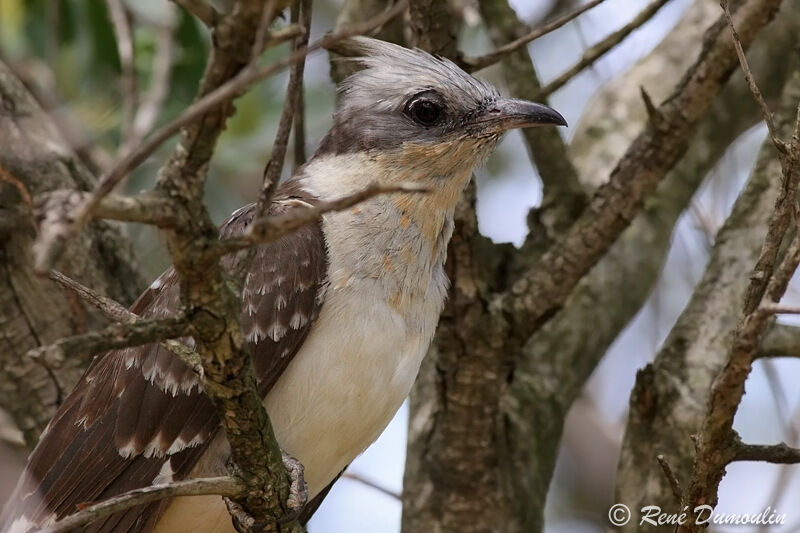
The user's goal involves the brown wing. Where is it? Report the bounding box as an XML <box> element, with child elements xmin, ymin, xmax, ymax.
<box><xmin>0</xmin><ymin>182</ymin><xmax>328</xmax><ymax>533</ymax></box>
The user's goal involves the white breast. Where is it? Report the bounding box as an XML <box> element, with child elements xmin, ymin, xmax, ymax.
<box><xmin>264</xmin><ymin>278</ymin><xmax>432</xmax><ymax>497</ymax></box>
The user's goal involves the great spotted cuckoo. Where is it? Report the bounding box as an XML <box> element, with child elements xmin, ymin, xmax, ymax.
<box><xmin>2</xmin><ymin>37</ymin><xmax>566</xmax><ymax>533</ymax></box>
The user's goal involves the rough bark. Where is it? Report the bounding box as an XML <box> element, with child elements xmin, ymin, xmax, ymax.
<box><xmin>407</xmin><ymin>0</ymin><xmax>458</xmax><ymax>58</ymax></box>
<box><xmin>618</xmin><ymin>68</ymin><xmax>800</xmax><ymax>531</ymax></box>
<box><xmin>0</xmin><ymin>61</ymin><xmax>144</xmax><ymax>447</ymax></box>
<box><xmin>403</xmin><ymin>1</ymin><xmax>794</xmax><ymax>532</ymax></box>
<box><xmin>508</xmin><ymin>10</ymin><xmax>799</xmax><ymax>531</ymax></box>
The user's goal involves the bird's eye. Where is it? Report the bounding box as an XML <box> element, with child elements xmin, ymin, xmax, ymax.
<box><xmin>405</xmin><ymin>98</ymin><xmax>443</xmax><ymax>127</ymax></box>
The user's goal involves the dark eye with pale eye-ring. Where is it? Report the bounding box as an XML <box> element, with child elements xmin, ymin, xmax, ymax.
<box><xmin>405</xmin><ymin>97</ymin><xmax>444</xmax><ymax>127</ymax></box>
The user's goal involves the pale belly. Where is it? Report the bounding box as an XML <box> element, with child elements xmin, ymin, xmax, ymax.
<box><xmin>156</xmin><ymin>289</ymin><xmax>432</xmax><ymax>533</ymax></box>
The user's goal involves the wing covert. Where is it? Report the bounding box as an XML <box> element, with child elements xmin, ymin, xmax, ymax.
<box><xmin>1</xmin><ymin>182</ymin><xmax>328</xmax><ymax>533</ymax></box>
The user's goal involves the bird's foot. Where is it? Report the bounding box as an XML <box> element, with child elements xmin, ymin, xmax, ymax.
<box><xmin>224</xmin><ymin>497</ymin><xmax>269</xmax><ymax>533</ymax></box>
<box><xmin>281</xmin><ymin>450</ymin><xmax>308</xmax><ymax>515</ymax></box>
<box><xmin>223</xmin><ymin>451</ymin><xmax>308</xmax><ymax>531</ymax></box>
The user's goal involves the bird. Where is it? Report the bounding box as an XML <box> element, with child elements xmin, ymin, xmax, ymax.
<box><xmin>1</xmin><ymin>36</ymin><xmax>566</xmax><ymax>533</ymax></box>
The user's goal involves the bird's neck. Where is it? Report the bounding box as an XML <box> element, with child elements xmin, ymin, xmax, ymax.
<box><xmin>297</xmin><ymin>150</ymin><xmax>474</xmax><ymax>323</ymax></box>
<box><xmin>300</xmin><ymin>149</ymin><xmax>474</xmax><ymax>252</ymax></box>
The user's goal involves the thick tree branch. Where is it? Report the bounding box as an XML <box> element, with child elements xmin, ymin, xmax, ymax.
<box><xmin>0</xmin><ymin>60</ymin><xmax>144</xmax><ymax>447</ymax></box>
<box><xmin>144</xmin><ymin>2</ymin><xmax>307</xmax><ymax>530</ymax></box>
<box><xmin>758</xmin><ymin>323</ymin><xmax>800</xmax><ymax>357</ymax></box>
<box><xmin>404</xmin><ymin>1</ymin><xmax>795</xmax><ymax>532</ymax></box>
<box><xmin>733</xmin><ymin>441</ymin><xmax>800</xmax><ymax>463</ymax></box>
<box><xmin>617</xmin><ymin>58</ymin><xmax>800</xmax><ymax>530</ymax></box>
<box><xmin>677</xmin><ymin>56</ymin><xmax>800</xmax><ymax>530</ymax></box>
<box><xmin>504</xmin><ymin>0</ymin><xmax>785</xmax><ymax>341</ymax></box>
<box><xmin>407</xmin><ymin>0</ymin><xmax>458</xmax><ymax>58</ymax></box>
<box><xmin>35</xmin><ymin>189</ymin><xmax>178</xmax><ymax>228</ymax></box>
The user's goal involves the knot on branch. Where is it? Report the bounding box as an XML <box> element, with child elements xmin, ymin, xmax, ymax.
<box><xmin>32</xmin><ymin>189</ymin><xmax>88</xmax><ymax>273</ymax></box>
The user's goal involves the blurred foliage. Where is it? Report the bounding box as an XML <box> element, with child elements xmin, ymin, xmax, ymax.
<box><xmin>1</xmin><ymin>0</ymin><xmax>341</xmax><ymax>276</ymax></box>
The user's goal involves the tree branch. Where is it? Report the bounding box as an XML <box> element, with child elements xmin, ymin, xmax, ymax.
<box><xmin>0</xmin><ymin>59</ymin><xmax>145</xmax><ymax>446</ymax></box>
<box><xmin>722</xmin><ymin>0</ymin><xmax>790</xmax><ymax>154</ymax></box>
<box><xmin>617</xmin><ymin>61</ymin><xmax>800</xmax><ymax>530</ymax></box>
<box><xmin>342</xmin><ymin>471</ymin><xmax>401</xmax><ymax>500</ymax></box>
<box><xmin>462</xmin><ymin>0</ymin><xmax>608</xmax><ymax>72</ymax></box>
<box><xmin>127</xmin><ymin>5</ymin><xmax>178</xmax><ymax>157</ymax></box>
<box><xmin>40</xmin><ymin>477</ymin><xmax>242</xmax><ymax>533</ymax></box>
<box><xmin>172</xmin><ymin>0</ymin><xmax>220</xmax><ymax>27</ymax></box>
<box><xmin>503</xmin><ymin>0</ymin><xmax>785</xmax><ymax>341</ymax></box>
<box><xmin>35</xmin><ymin>189</ymin><xmax>178</xmax><ymax>228</ymax></box>
<box><xmin>536</xmin><ymin>0</ymin><xmax>672</xmax><ymax>99</ymax></box>
<box><xmin>49</xmin><ymin>270</ymin><xmax>134</xmax><ymax>323</ymax></box>
<box><xmin>30</xmin><ymin>0</ymin><xmax>408</xmax><ymax>274</ymax></box>
<box><xmin>48</xmin><ymin>270</ymin><xmax>205</xmax><ymax>377</ymax></box>
<box><xmin>479</xmin><ymin>0</ymin><xmax>585</xmax><ymax>250</ymax></box>
<box><xmin>258</xmin><ymin>0</ymin><xmax>311</xmax><ymax>215</ymax></box>
<box><xmin>678</xmin><ymin>59</ymin><xmax>800</xmax><ymax>532</ymax></box>
<box><xmin>218</xmin><ymin>182</ymin><xmax>429</xmax><ymax>257</ymax></box>
<box><xmin>733</xmin><ymin>441</ymin><xmax>800</xmax><ymax>463</ymax></box>
<box><xmin>758</xmin><ymin>323</ymin><xmax>800</xmax><ymax>357</ymax></box>
<box><xmin>105</xmin><ymin>0</ymin><xmax>138</xmax><ymax>155</ymax></box>
<box><xmin>27</xmin><ymin>315</ymin><xmax>188</xmax><ymax>369</ymax></box>
<box><xmin>656</xmin><ymin>454</ymin><xmax>684</xmax><ymax>503</ymax></box>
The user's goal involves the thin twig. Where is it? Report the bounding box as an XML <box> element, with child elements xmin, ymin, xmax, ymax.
<box><xmin>48</xmin><ymin>270</ymin><xmax>205</xmax><ymax>377</ymax></box>
<box><xmin>342</xmin><ymin>471</ymin><xmax>401</xmax><ymax>500</ymax></box>
<box><xmin>293</xmin><ymin>83</ymin><xmax>307</xmax><ymax>169</ymax></box>
<box><xmin>656</xmin><ymin>454</ymin><xmax>683</xmax><ymax>503</ymax></box>
<box><xmin>129</xmin><ymin>7</ymin><xmax>178</xmax><ymax>153</ymax></box>
<box><xmin>40</xmin><ymin>477</ymin><xmax>242</xmax><ymax>533</ymax></box>
<box><xmin>27</xmin><ymin>316</ymin><xmax>188</xmax><ymax>369</ymax></box>
<box><xmin>31</xmin><ymin>0</ymin><xmax>408</xmax><ymax>273</ymax></box>
<box><xmin>292</xmin><ymin>2</ymin><xmax>307</xmax><ymax>170</ymax></box>
<box><xmin>251</xmin><ymin>0</ymin><xmax>279</xmax><ymax>63</ymax></box>
<box><xmin>106</xmin><ymin>0</ymin><xmax>138</xmax><ymax>152</ymax></box>
<box><xmin>537</xmin><ymin>0</ymin><xmax>672</xmax><ymax>99</ymax></box>
<box><xmin>462</xmin><ymin>0</ymin><xmax>607</xmax><ymax>72</ymax></box>
<box><xmin>172</xmin><ymin>0</ymin><xmax>220</xmax><ymax>27</ymax></box>
<box><xmin>218</xmin><ymin>181</ymin><xmax>429</xmax><ymax>256</ymax></box>
<box><xmin>721</xmin><ymin>0</ymin><xmax>789</xmax><ymax>155</ymax></box>
<box><xmin>258</xmin><ymin>0</ymin><xmax>312</xmax><ymax>215</ymax></box>
<box><xmin>50</xmin><ymin>271</ymin><xmax>134</xmax><ymax>323</ymax></box>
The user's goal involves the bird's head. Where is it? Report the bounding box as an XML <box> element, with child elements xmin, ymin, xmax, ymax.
<box><xmin>315</xmin><ymin>36</ymin><xmax>567</xmax><ymax>179</ymax></box>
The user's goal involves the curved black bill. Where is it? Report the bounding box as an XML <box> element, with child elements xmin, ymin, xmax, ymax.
<box><xmin>475</xmin><ymin>98</ymin><xmax>567</xmax><ymax>133</ymax></box>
